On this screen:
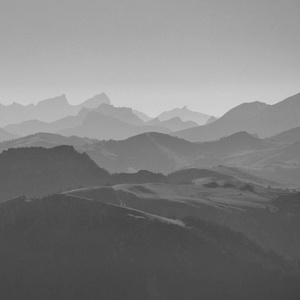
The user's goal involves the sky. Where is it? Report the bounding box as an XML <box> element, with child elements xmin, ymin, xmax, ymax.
<box><xmin>0</xmin><ymin>0</ymin><xmax>299</xmax><ymax>117</ymax></box>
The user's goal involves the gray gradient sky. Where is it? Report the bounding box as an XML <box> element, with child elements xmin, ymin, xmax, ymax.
<box><xmin>0</xmin><ymin>0</ymin><xmax>299</xmax><ymax>117</ymax></box>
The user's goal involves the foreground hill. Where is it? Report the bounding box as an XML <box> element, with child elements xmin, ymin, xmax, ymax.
<box><xmin>0</xmin><ymin>146</ymin><xmax>109</xmax><ymax>201</ymax></box>
<box><xmin>65</xmin><ymin>178</ymin><xmax>300</xmax><ymax>259</ymax></box>
<box><xmin>0</xmin><ymin>194</ymin><xmax>298</xmax><ymax>299</ymax></box>
<box><xmin>83</xmin><ymin>132</ymin><xmax>200</xmax><ymax>173</ymax></box>
<box><xmin>174</xmin><ymin>93</ymin><xmax>300</xmax><ymax>142</ymax></box>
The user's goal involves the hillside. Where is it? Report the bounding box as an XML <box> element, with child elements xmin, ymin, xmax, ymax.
<box><xmin>65</xmin><ymin>180</ymin><xmax>300</xmax><ymax>259</ymax></box>
<box><xmin>0</xmin><ymin>194</ymin><xmax>298</xmax><ymax>299</ymax></box>
<box><xmin>0</xmin><ymin>146</ymin><xmax>109</xmax><ymax>201</ymax></box>
<box><xmin>92</xmin><ymin>103</ymin><xmax>145</xmax><ymax>125</ymax></box>
<box><xmin>268</xmin><ymin>127</ymin><xmax>300</xmax><ymax>144</ymax></box>
<box><xmin>132</xmin><ymin>109</ymin><xmax>153</xmax><ymax>122</ymax></box>
<box><xmin>2</xmin><ymin>130</ymin><xmax>300</xmax><ymax>185</ymax></box>
<box><xmin>84</xmin><ymin>131</ymin><xmax>272</xmax><ymax>174</ymax></box>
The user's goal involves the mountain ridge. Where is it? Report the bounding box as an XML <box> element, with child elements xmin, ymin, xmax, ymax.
<box><xmin>173</xmin><ymin>93</ymin><xmax>300</xmax><ymax>142</ymax></box>
<box><xmin>157</xmin><ymin>106</ymin><xmax>211</xmax><ymax>125</ymax></box>
<box><xmin>0</xmin><ymin>93</ymin><xmax>110</xmax><ymax>127</ymax></box>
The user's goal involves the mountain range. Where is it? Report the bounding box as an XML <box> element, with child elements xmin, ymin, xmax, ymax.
<box><xmin>2</xmin><ymin>101</ymin><xmax>205</xmax><ymax>140</ymax></box>
<box><xmin>146</xmin><ymin>117</ymin><xmax>198</xmax><ymax>131</ymax></box>
<box><xmin>2</xmin><ymin>92</ymin><xmax>300</xmax><ymax>145</ymax></box>
<box><xmin>157</xmin><ymin>106</ymin><xmax>211</xmax><ymax>125</ymax></box>
<box><xmin>0</xmin><ymin>93</ymin><xmax>110</xmax><ymax>127</ymax></box>
<box><xmin>174</xmin><ymin>93</ymin><xmax>300</xmax><ymax>142</ymax></box>
<box><xmin>3</xmin><ymin>126</ymin><xmax>300</xmax><ymax>185</ymax></box>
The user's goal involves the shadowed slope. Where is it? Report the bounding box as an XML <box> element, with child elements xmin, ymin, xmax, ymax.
<box><xmin>0</xmin><ymin>194</ymin><xmax>298</xmax><ymax>300</ymax></box>
<box><xmin>0</xmin><ymin>146</ymin><xmax>109</xmax><ymax>201</ymax></box>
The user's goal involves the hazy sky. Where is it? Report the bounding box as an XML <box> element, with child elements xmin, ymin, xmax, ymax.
<box><xmin>0</xmin><ymin>0</ymin><xmax>299</xmax><ymax>117</ymax></box>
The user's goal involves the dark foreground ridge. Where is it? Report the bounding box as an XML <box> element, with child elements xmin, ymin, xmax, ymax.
<box><xmin>0</xmin><ymin>194</ymin><xmax>299</xmax><ymax>300</ymax></box>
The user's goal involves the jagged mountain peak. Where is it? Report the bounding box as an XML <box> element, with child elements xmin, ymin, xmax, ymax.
<box><xmin>36</xmin><ymin>94</ymin><xmax>69</xmax><ymax>107</ymax></box>
<box><xmin>78</xmin><ymin>93</ymin><xmax>111</xmax><ymax>109</ymax></box>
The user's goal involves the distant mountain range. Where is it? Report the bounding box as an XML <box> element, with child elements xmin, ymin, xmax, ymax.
<box><xmin>0</xmin><ymin>93</ymin><xmax>110</xmax><ymax>127</ymax></box>
<box><xmin>174</xmin><ymin>93</ymin><xmax>300</xmax><ymax>142</ymax></box>
<box><xmin>132</xmin><ymin>109</ymin><xmax>153</xmax><ymax>122</ymax></box>
<box><xmin>59</xmin><ymin>111</ymin><xmax>171</xmax><ymax>140</ymax></box>
<box><xmin>4</xmin><ymin>114</ymin><xmax>86</xmax><ymax>137</ymax></box>
<box><xmin>146</xmin><ymin>117</ymin><xmax>198</xmax><ymax>131</ymax></box>
<box><xmin>2</xmin><ymin>92</ymin><xmax>300</xmax><ymax>144</ymax></box>
<box><xmin>4</xmin><ymin>104</ymin><xmax>171</xmax><ymax>139</ymax></box>
<box><xmin>89</xmin><ymin>103</ymin><xmax>145</xmax><ymax>125</ymax></box>
<box><xmin>157</xmin><ymin>106</ymin><xmax>211</xmax><ymax>125</ymax></box>
<box><xmin>205</xmin><ymin>115</ymin><xmax>218</xmax><ymax>124</ymax></box>
<box><xmin>3</xmin><ymin>102</ymin><xmax>205</xmax><ymax>140</ymax></box>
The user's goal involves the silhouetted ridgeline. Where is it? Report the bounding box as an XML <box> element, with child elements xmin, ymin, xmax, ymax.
<box><xmin>0</xmin><ymin>194</ymin><xmax>298</xmax><ymax>300</ymax></box>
